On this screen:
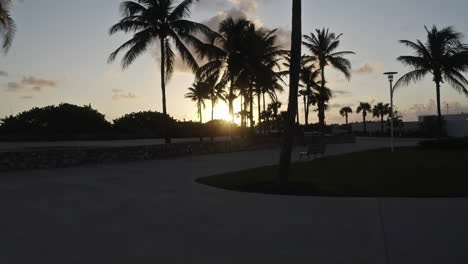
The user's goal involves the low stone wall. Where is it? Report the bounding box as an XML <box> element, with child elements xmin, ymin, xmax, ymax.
<box><xmin>0</xmin><ymin>139</ymin><xmax>280</xmax><ymax>171</ymax></box>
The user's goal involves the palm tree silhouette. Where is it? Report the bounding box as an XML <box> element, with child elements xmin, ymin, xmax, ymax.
<box><xmin>185</xmin><ymin>81</ymin><xmax>209</xmax><ymax>124</ymax></box>
<box><xmin>373</xmin><ymin>103</ymin><xmax>390</xmax><ymax>135</ymax></box>
<box><xmin>303</xmin><ymin>28</ymin><xmax>355</xmax><ymax>133</ymax></box>
<box><xmin>198</xmin><ymin>18</ymin><xmax>251</xmax><ymax>126</ymax></box>
<box><xmin>278</xmin><ymin>0</ymin><xmax>301</xmax><ymax>185</ymax></box>
<box><xmin>244</xmin><ymin>25</ymin><xmax>286</xmax><ymax>132</ymax></box>
<box><xmin>357</xmin><ymin>102</ymin><xmax>372</xmax><ymax>134</ymax></box>
<box><xmin>339</xmin><ymin>106</ymin><xmax>353</xmax><ymax>125</ymax></box>
<box><xmin>299</xmin><ymin>65</ymin><xmax>320</xmax><ymax>125</ymax></box>
<box><xmin>0</xmin><ymin>0</ymin><xmax>15</xmax><ymax>52</ymax></box>
<box><xmin>395</xmin><ymin>26</ymin><xmax>468</xmax><ymax>136</ymax></box>
<box><xmin>202</xmin><ymin>73</ymin><xmax>226</xmax><ymax>122</ymax></box>
<box><xmin>108</xmin><ymin>0</ymin><xmax>215</xmax><ymax>143</ymax></box>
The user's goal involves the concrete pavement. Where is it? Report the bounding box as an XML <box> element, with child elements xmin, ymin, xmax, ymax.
<box><xmin>1</xmin><ymin>138</ymin><xmax>467</xmax><ymax>264</ymax></box>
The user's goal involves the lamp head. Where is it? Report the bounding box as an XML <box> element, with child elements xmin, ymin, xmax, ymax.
<box><xmin>384</xmin><ymin>72</ymin><xmax>398</xmax><ymax>82</ymax></box>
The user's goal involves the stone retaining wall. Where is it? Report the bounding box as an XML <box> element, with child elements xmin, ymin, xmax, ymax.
<box><xmin>0</xmin><ymin>140</ymin><xmax>279</xmax><ymax>171</ymax></box>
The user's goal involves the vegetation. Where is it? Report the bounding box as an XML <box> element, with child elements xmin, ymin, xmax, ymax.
<box><xmin>339</xmin><ymin>106</ymin><xmax>353</xmax><ymax>125</ymax></box>
<box><xmin>0</xmin><ymin>104</ymin><xmax>111</xmax><ymax>137</ymax></box>
<box><xmin>108</xmin><ymin>0</ymin><xmax>216</xmax><ymax>143</ymax></box>
<box><xmin>372</xmin><ymin>103</ymin><xmax>390</xmax><ymax>134</ymax></box>
<box><xmin>303</xmin><ymin>28</ymin><xmax>355</xmax><ymax>132</ymax></box>
<box><xmin>0</xmin><ymin>104</ymin><xmax>242</xmax><ymax>140</ymax></box>
<box><xmin>113</xmin><ymin>111</ymin><xmax>175</xmax><ymax>138</ymax></box>
<box><xmin>197</xmin><ymin>148</ymin><xmax>468</xmax><ymax>197</ymax></box>
<box><xmin>0</xmin><ymin>0</ymin><xmax>15</xmax><ymax>52</ymax></box>
<box><xmin>185</xmin><ymin>81</ymin><xmax>209</xmax><ymax>124</ymax></box>
<box><xmin>356</xmin><ymin>102</ymin><xmax>372</xmax><ymax>134</ymax></box>
<box><xmin>395</xmin><ymin>26</ymin><xmax>468</xmax><ymax>136</ymax></box>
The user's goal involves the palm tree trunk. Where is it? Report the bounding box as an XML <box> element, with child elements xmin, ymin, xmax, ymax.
<box><xmin>381</xmin><ymin>115</ymin><xmax>384</xmax><ymax>135</ymax></box>
<box><xmin>345</xmin><ymin>113</ymin><xmax>348</xmax><ymax>125</ymax></box>
<box><xmin>305</xmin><ymin>89</ymin><xmax>310</xmax><ymax>125</ymax></box>
<box><xmin>319</xmin><ymin>66</ymin><xmax>326</xmax><ymax>133</ymax></box>
<box><xmin>211</xmin><ymin>97</ymin><xmax>215</xmax><ymax>142</ymax></box>
<box><xmin>278</xmin><ymin>0</ymin><xmax>301</xmax><ymax>186</ymax></box>
<box><xmin>263</xmin><ymin>92</ymin><xmax>267</xmax><ymax>135</ymax></box>
<box><xmin>199</xmin><ymin>102</ymin><xmax>203</xmax><ymax>142</ymax></box>
<box><xmin>160</xmin><ymin>38</ymin><xmax>170</xmax><ymax>144</ymax></box>
<box><xmin>303</xmin><ymin>95</ymin><xmax>307</xmax><ymax>125</ymax></box>
<box><xmin>211</xmin><ymin>97</ymin><xmax>215</xmax><ymax>122</ymax></box>
<box><xmin>249</xmin><ymin>82</ymin><xmax>254</xmax><ymax>133</ymax></box>
<box><xmin>229</xmin><ymin>76</ymin><xmax>235</xmax><ymax>139</ymax></box>
<box><xmin>436</xmin><ymin>81</ymin><xmax>443</xmax><ymax>137</ymax></box>
<box><xmin>296</xmin><ymin>101</ymin><xmax>300</xmax><ymax>125</ymax></box>
<box><xmin>257</xmin><ymin>92</ymin><xmax>261</xmax><ymax>133</ymax></box>
<box><xmin>363</xmin><ymin>113</ymin><xmax>367</xmax><ymax>134</ymax></box>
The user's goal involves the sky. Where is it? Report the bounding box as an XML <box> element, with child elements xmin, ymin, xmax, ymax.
<box><xmin>1</xmin><ymin>0</ymin><xmax>468</xmax><ymax>124</ymax></box>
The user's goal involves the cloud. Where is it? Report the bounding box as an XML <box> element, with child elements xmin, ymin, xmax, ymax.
<box><xmin>20</xmin><ymin>95</ymin><xmax>35</xmax><ymax>100</ymax></box>
<box><xmin>353</xmin><ymin>61</ymin><xmax>384</xmax><ymax>74</ymax></box>
<box><xmin>0</xmin><ymin>71</ymin><xmax>7</xmax><ymax>77</ymax></box>
<box><xmin>7</xmin><ymin>82</ymin><xmax>24</xmax><ymax>92</ymax></box>
<box><xmin>334</xmin><ymin>89</ymin><xmax>352</xmax><ymax>97</ymax></box>
<box><xmin>112</xmin><ymin>89</ymin><xmax>139</xmax><ymax>101</ymax></box>
<box><xmin>400</xmin><ymin>99</ymin><xmax>468</xmax><ymax>121</ymax></box>
<box><xmin>329</xmin><ymin>79</ymin><xmax>346</xmax><ymax>86</ymax></box>
<box><xmin>5</xmin><ymin>75</ymin><xmax>57</xmax><ymax>93</ymax></box>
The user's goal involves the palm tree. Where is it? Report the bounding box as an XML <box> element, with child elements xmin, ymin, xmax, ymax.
<box><xmin>303</xmin><ymin>28</ymin><xmax>355</xmax><ymax>132</ymax></box>
<box><xmin>395</xmin><ymin>26</ymin><xmax>468</xmax><ymax>136</ymax></box>
<box><xmin>0</xmin><ymin>0</ymin><xmax>15</xmax><ymax>52</ymax></box>
<box><xmin>203</xmin><ymin>73</ymin><xmax>226</xmax><ymax>122</ymax></box>
<box><xmin>198</xmin><ymin>18</ymin><xmax>252</xmax><ymax>126</ymax></box>
<box><xmin>243</xmin><ymin>25</ymin><xmax>286</xmax><ymax>132</ymax></box>
<box><xmin>339</xmin><ymin>106</ymin><xmax>353</xmax><ymax>125</ymax></box>
<box><xmin>268</xmin><ymin>101</ymin><xmax>282</xmax><ymax>129</ymax></box>
<box><xmin>357</xmin><ymin>102</ymin><xmax>372</xmax><ymax>134</ymax></box>
<box><xmin>373</xmin><ymin>103</ymin><xmax>390</xmax><ymax>135</ymax></box>
<box><xmin>278</xmin><ymin>0</ymin><xmax>301</xmax><ymax>185</ymax></box>
<box><xmin>185</xmin><ymin>81</ymin><xmax>209</xmax><ymax>124</ymax></box>
<box><xmin>108</xmin><ymin>0</ymin><xmax>215</xmax><ymax>143</ymax></box>
<box><xmin>300</xmin><ymin>65</ymin><xmax>320</xmax><ymax>125</ymax></box>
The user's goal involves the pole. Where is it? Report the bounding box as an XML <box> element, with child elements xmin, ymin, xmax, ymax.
<box><xmin>390</xmin><ymin>79</ymin><xmax>394</xmax><ymax>153</ymax></box>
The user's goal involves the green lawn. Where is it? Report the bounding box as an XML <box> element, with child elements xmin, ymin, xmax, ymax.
<box><xmin>196</xmin><ymin>148</ymin><xmax>468</xmax><ymax>197</ymax></box>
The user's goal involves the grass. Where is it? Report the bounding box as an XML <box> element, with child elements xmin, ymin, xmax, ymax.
<box><xmin>196</xmin><ymin>147</ymin><xmax>468</xmax><ymax>197</ymax></box>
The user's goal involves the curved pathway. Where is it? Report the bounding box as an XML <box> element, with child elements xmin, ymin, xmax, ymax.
<box><xmin>1</xmin><ymin>138</ymin><xmax>467</xmax><ymax>264</ymax></box>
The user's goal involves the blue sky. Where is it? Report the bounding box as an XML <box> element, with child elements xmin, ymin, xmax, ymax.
<box><xmin>1</xmin><ymin>0</ymin><xmax>468</xmax><ymax>123</ymax></box>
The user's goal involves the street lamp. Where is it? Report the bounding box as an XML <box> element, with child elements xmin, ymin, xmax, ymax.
<box><xmin>384</xmin><ymin>72</ymin><xmax>398</xmax><ymax>152</ymax></box>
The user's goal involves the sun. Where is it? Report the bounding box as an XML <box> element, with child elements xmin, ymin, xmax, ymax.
<box><xmin>212</xmin><ymin>103</ymin><xmax>241</xmax><ymax>124</ymax></box>
<box><xmin>213</xmin><ymin>104</ymin><xmax>231</xmax><ymax>121</ymax></box>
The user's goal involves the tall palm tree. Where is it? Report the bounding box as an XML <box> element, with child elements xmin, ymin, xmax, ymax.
<box><xmin>303</xmin><ymin>28</ymin><xmax>355</xmax><ymax>132</ymax></box>
<box><xmin>198</xmin><ymin>18</ymin><xmax>252</xmax><ymax>126</ymax></box>
<box><xmin>203</xmin><ymin>73</ymin><xmax>226</xmax><ymax>122</ymax></box>
<box><xmin>0</xmin><ymin>0</ymin><xmax>15</xmax><ymax>52</ymax></box>
<box><xmin>339</xmin><ymin>106</ymin><xmax>353</xmax><ymax>125</ymax></box>
<box><xmin>185</xmin><ymin>81</ymin><xmax>209</xmax><ymax>124</ymax></box>
<box><xmin>372</xmin><ymin>103</ymin><xmax>390</xmax><ymax>134</ymax></box>
<box><xmin>357</xmin><ymin>102</ymin><xmax>372</xmax><ymax>134</ymax></box>
<box><xmin>395</xmin><ymin>26</ymin><xmax>468</xmax><ymax>136</ymax></box>
<box><xmin>278</xmin><ymin>0</ymin><xmax>301</xmax><ymax>185</ymax></box>
<box><xmin>108</xmin><ymin>0</ymin><xmax>215</xmax><ymax>143</ymax></box>
<box><xmin>300</xmin><ymin>65</ymin><xmax>320</xmax><ymax>125</ymax></box>
<box><xmin>243</xmin><ymin>25</ymin><xmax>286</xmax><ymax>132</ymax></box>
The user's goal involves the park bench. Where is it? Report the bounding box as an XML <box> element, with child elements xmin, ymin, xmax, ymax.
<box><xmin>299</xmin><ymin>142</ymin><xmax>327</xmax><ymax>160</ymax></box>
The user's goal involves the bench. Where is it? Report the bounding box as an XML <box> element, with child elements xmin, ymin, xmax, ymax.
<box><xmin>299</xmin><ymin>143</ymin><xmax>327</xmax><ymax>160</ymax></box>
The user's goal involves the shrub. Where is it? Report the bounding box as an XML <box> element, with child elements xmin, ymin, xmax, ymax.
<box><xmin>113</xmin><ymin>111</ymin><xmax>176</xmax><ymax>138</ymax></box>
<box><xmin>0</xmin><ymin>103</ymin><xmax>111</xmax><ymax>137</ymax></box>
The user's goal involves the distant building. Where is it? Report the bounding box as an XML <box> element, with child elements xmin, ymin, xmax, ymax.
<box><xmin>419</xmin><ymin>114</ymin><xmax>468</xmax><ymax>138</ymax></box>
<box><xmin>351</xmin><ymin>121</ymin><xmax>419</xmax><ymax>135</ymax></box>
<box><xmin>350</xmin><ymin>113</ymin><xmax>468</xmax><ymax>138</ymax></box>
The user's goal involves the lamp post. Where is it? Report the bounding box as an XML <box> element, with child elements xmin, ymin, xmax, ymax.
<box><xmin>384</xmin><ymin>72</ymin><xmax>398</xmax><ymax>152</ymax></box>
